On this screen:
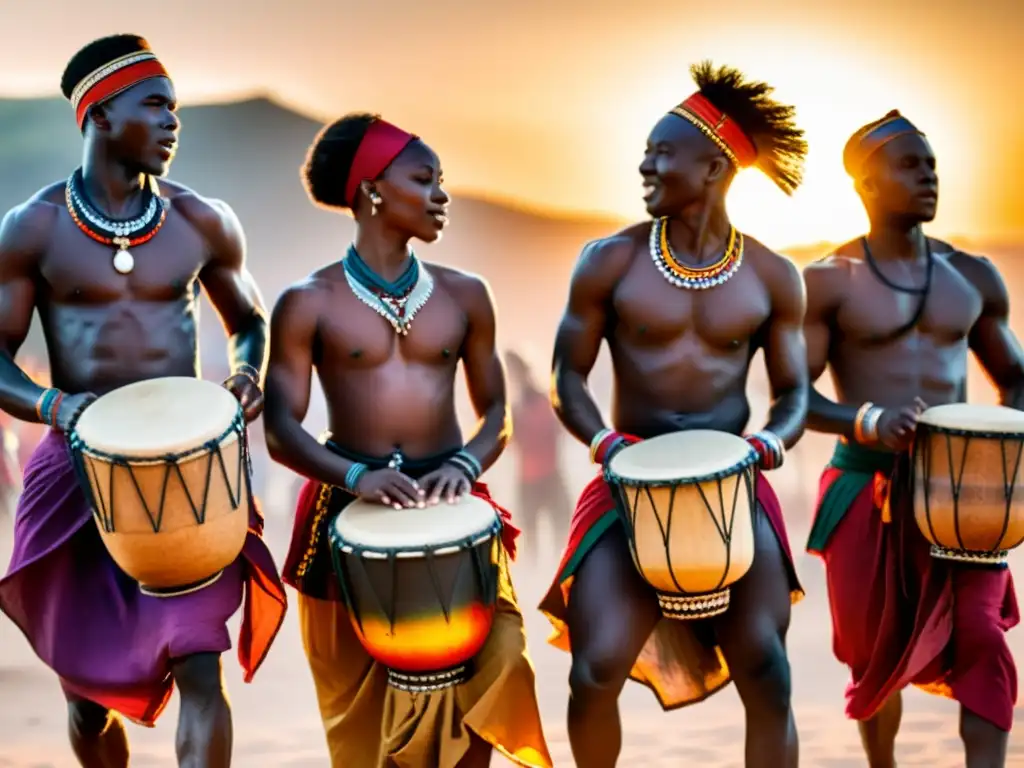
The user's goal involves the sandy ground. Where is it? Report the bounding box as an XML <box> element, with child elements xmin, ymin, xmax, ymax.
<box><xmin>2</xmin><ymin>456</ymin><xmax>1024</xmax><ymax>767</ymax></box>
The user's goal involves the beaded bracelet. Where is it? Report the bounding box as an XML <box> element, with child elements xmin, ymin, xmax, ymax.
<box><xmin>747</xmin><ymin>430</ymin><xmax>785</xmax><ymax>471</ymax></box>
<box><xmin>344</xmin><ymin>462</ymin><xmax>369</xmax><ymax>493</ymax></box>
<box><xmin>590</xmin><ymin>428</ymin><xmax>627</xmax><ymax>466</ymax></box>
<box><xmin>35</xmin><ymin>388</ymin><xmax>63</xmax><ymax>428</ymax></box>
<box><xmin>447</xmin><ymin>450</ymin><xmax>482</xmax><ymax>483</ymax></box>
<box><xmin>853</xmin><ymin>402</ymin><xmax>884</xmax><ymax>445</ymax></box>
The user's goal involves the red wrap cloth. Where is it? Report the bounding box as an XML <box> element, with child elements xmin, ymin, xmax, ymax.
<box><xmin>283</xmin><ymin>477</ymin><xmax>520</xmax><ymax>601</ymax></box>
<box><xmin>813</xmin><ymin>454</ymin><xmax>1020</xmax><ymax>731</ymax></box>
<box><xmin>539</xmin><ymin>468</ymin><xmax>802</xmax><ymax>710</ymax></box>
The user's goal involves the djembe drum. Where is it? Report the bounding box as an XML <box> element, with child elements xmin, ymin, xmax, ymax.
<box><xmin>913</xmin><ymin>403</ymin><xmax>1024</xmax><ymax>565</ymax></box>
<box><xmin>606</xmin><ymin>430</ymin><xmax>758</xmax><ymax>619</ymax></box>
<box><xmin>329</xmin><ymin>494</ymin><xmax>502</xmax><ymax>692</ymax></box>
<box><xmin>69</xmin><ymin>377</ymin><xmax>251</xmax><ymax>596</ymax></box>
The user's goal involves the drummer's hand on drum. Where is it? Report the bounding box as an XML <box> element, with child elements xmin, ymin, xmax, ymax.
<box><xmin>223</xmin><ymin>373</ymin><xmax>264</xmax><ymax>423</ymax></box>
<box><xmin>355</xmin><ymin>468</ymin><xmax>425</xmax><ymax>510</ymax></box>
<box><xmin>877</xmin><ymin>399</ymin><xmax>927</xmax><ymax>451</ymax></box>
<box><xmin>420</xmin><ymin>464</ymin><xmax>472</xmax><ymax>505</ymax></box>
<box><xmin>55</xmin><ymin>392</ymin><xmax>97</xmax><ymax>433</ymax></box>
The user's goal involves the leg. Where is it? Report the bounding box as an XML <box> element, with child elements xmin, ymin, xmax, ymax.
<box><xmin>713</xmin><ymin>506</ymin><xmax>797</xmax><ymax>768</ymax></box>
<box><xmin>172</xmin><ymin>653</ymin><xmax>232</xmax><ymax>768</ymax></box>
<box><xmin>857</xmin><ymin>693</ymin><xmax>902</xmax><ymax>768</ymax></box>
<box><xmin>455</xmin><ymin>732</ymin><xmax>493</xmax><ymax>768</ymax></box>
<box><xmin>66</xmin><ymin>694</ymin><xmax>130</xmax><ymax>768</ymax></box>
<box><xmin>566</xmin><ymin>523</ymin><xmax>661</xmax><ymax>768</ymax></box>
<box><xmin>950</xmin><ymin>567</ymin><xmax>1015</xmax><ymax>768</ymax></box>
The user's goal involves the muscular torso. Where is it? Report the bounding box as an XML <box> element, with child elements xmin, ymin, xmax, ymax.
<box><xmin>822</xmin><ymin>240</ymin><xmax>981</xmax><ymax>408</ymax></box>
<box><xmin>607</xmin><ymin>225</ymin><xmax>772</xmax><ymax>437</ymax></box>
<box><xmin>33</xmin><ymin>182</ymin><xmax>209</xmax><ymax>396</ymax></box>
<box><xmin>310</xmin><ymin>263</ymin><xmax>468</xmax><ymax>458</ymax></box>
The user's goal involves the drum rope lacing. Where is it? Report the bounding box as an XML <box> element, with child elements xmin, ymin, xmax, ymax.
<box><xmin>914</xmin><ymin>427</ymin><xmax>1024</xmax><ymax>564</ymax></box>
<box><xmin>69</xmin><ymin>411</ymin><xmax>250</xmax><ymax>534</ymax></box>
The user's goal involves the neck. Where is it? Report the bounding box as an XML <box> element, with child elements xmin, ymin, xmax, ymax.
<box><xmin>81</xmin><ymin>144</ymin><xmax>147</xmax><ymax>218</ymax></box>
<box><xmin>353</xmin><ymin>219</ymin><xmax>414</xmax><ymax>281</ymax></box>
<box><xmin>666</xmin><ymin>199</ymin><xmax>731</xmax><ymax>264</ymax></box>
<box><xmin>865</xmin><ymin>217</ymin><xmax>926</xmax><ymax>261</ymax></box>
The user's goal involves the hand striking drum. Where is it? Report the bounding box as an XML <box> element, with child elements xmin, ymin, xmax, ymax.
<box><xmin>263</xmin><ymin>112</ymin><xmax>551</xmax><ymax>768</ymax></box>
<box><xmin>804</xmin><ymin>110</ymin><xmax>1022</xmax><ymax>768</ymax></box>
<box><xmin>0</xmin><ymin>34</ymin><xmax>286</xmax><ymax>768</ymax></box>
<box><xmin>541</xmin><ymin>62</ymin><xmax>808</xmax><ymax>768</ymax></box>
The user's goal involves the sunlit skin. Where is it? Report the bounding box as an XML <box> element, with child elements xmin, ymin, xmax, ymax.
<box><xmin>551</xmin><ymin>111</ymin><xmax>806</xmax><ymax>768</ymax></box>
<box><xmin>0</xmin><ymin>75</ymin><xmax>267</xmax><ymax>768</ymax></box>
<box><xmin>805</xmin><ymin>131</ymin><xmax>1024</xmax><ymax>768</ymax></box>
<box><xmin>264</xmin><ymin>135</ymin><xmax>509</xmax><ymax>768</ymax></box>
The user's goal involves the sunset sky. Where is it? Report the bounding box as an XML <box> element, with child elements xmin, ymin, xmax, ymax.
<box><xmin>2</xmin><ymin>1</ymin><xmax>1023</xmax><ymax>249</ymax></box>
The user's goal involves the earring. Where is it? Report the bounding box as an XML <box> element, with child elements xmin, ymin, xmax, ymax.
<box><xmin>370</xmin><ymin>192</ymin><xmax>382</xmax><ymax>216</ymax></box>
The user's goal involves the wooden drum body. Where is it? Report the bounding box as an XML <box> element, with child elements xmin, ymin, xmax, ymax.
<box><xmin>329</xmin><ymin>494</ymin><xmax>502</xmax><ymax>693</ymax></box>
<box><xmin>69</xmin><ymin>377</ymin><xmax>251</xmax><ymax>596</ymax></box>
<box><xmin>913</xmin><ymin>403</ymin><xmax>1024</xmax><ymax>565</ymax></box>
<box><xmin>606</xmin><ymin>430</ymin><xmax>758</xmax><ymax>620</ymax></box>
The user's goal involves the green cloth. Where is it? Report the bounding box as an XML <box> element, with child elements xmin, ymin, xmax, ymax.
<box><xmin>806</xmin><ymin>441</ymin><xmax>897</xmax><ymax>554</ymax></box>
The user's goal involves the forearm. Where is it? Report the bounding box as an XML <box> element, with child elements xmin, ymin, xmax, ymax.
<box><xmin>553</xmin><ymin>370</ymin><xmax>607</xmax><ymax>446</ymax></box>
<box><xmin>999</xmin><ymin>381</ymin><xmax>1024</xmax><ymax>411</ymax></box>
<box><xmin>807</xmin><ymin>386</ymin><xmax>859</xmax><ymax>439</ymax></box>
<box><xmin>760</xmin><ymin>386</ymin><xmax>807</xmax><ymax>449</ymax></box>
<box><xmin>461</xmin><ymin>403</ymin><xmax>510</xmax><ymax>475</ymax></box>
<box><xmin>227</xmin><ymin>311</ymin><xmax>269</xmax><ymax>380</ymax></box>
<box><xmin>0</xmin><ymin>353</ymin><xmax>48</xmax><ymax>423</ymax></box>
<box><xmin>265</xmin><ymin>415</ymin><xmax>357</xmax><ymax>490</ymax></box>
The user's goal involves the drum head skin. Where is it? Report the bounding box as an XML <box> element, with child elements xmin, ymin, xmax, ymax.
<box><xmin>608</xmin><ymin>430</ymin><xmax>757</xmax><ymax>485</ymax></box>
<box><xmin>918</xmin><ymin>403</ymin><xmax>1024</xmax><ymax>435</ymax></box>
<box><xmin>74</xmin><ymin>377</ymin><xmax>241</xmax><ymax>458</ymax></box>
<box><xmin>334</xmin><ymin>493</ymin><xmax>500</xmax><ymax>551</ymax></box>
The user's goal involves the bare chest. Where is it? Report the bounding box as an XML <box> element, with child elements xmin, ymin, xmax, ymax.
<box><xmin>612</xmin><ymin>257</ymin><xmax>770</xmax><ymax>349</ymax></box>
<box><xmin>836</xmin><ymin>260</ymin><xmax>982</xmax><ymax>345</ymax></box>
<box><xmin>316</xmin><ymin>281</ymin><xmax>468</xmax><ymax>369</ymax></box>
<box><xmin>41</xmin><ymin>211</ymin><xmax>207</xmax><ymax>304</ymax></box>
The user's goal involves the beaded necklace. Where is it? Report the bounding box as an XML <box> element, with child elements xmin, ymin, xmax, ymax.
<box><xmin>65</xmin><ymin>168</ymin><xmax>167</xmax><ymax>275</ymax></box>
<box><xmin>342</xmin><ymin>245</ymin><xmax>434</xmax><ymax>336</ymax></box>
<box><xmin>649</xmin><ymin>216</ymin><xmax>744</xmax><ymax>290</ymax></box>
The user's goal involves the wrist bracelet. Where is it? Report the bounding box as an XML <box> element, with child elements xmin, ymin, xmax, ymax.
<box><xmin>853</xmin><ymin>402</ymin><xmax>884</xmax><ymax>444</ymax></box>
<box><xmin>747</xmin><ymin>430</ymin><xmax>785</xmax><ymax>470</ymax></box>
<box><xmin>233</xmin><ymin>363</ymin><xmax>261</xmax><ymax>385</ymax></box>
<box><xmin>590</xmin><ymin>429</ymin><xmax>626</xmax><ymax>465</ymax></box>
<box><xmin>447</xmin><ymin>450</ymin><xmax>482</xmax><ymax>483</ymax></box>
<box><xmin>344</xmin><ymin>463</ymin><xmax>368</xmax><ymax>493</ymax></box>
<box><xmin>35</xmin><ymin>388</ymin><xmax>63</xmax><ymax>428</ymax></box>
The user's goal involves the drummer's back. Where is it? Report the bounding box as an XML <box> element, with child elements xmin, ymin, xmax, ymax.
<box><xmin>294</xmin><ymin>261</ymin><xmax>479</xmax><ymax>458</ymax></box>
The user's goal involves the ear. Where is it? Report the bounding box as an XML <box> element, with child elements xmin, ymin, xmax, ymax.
<box><xmin>86</xmin><ymin>104</ymin><xmax>111</xmax><ymax>132</ymax></box>
<box><xmin>858</xmin><ymin>175</ymin><xmax>879</xmax><ymax>200</ymax></box>
<box><xmin>359</xmin><ymin>180</ymin><xmax>379</xmax><ymax>202</ymax></box>
<box><xmin>705</xmin><ymin>156</ymin><xmax>731</xmax><ymax>186</ymax></box>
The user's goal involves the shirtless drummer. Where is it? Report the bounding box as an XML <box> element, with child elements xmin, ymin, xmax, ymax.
<box><xmin>540</xmin><ymin>62</ymin><xmax>808</xmax><ymax>767</ymax></box>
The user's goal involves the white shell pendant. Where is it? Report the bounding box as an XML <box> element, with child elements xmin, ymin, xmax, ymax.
<box><xmin>112</xmin><ymin>247</ymin><xmax>134</xmax><ymax>275</ymax></box>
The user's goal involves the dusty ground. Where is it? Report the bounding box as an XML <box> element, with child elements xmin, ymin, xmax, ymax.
<box><xmin>2</xmin><ymin>451</ymin><xmax>1023</xmax><ymax>767</ymax></box>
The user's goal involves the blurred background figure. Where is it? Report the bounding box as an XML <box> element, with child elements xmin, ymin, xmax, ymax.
<box><xmin>506</xmin><ymin>349</ymin><xmax>571</xmax><ymax>564</ymax></box>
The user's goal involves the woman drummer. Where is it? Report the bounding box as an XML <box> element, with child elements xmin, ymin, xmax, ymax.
<box><xmin>263</xmin><ymin>113</ymin><xmax>552</xmax><ymax>768</ymax></box>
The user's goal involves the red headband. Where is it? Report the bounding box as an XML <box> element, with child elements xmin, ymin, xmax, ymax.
<box><xmin>344</xmin><ymin>120</ymin><xmax>417</xmax><ymax>207</ymax></box>
<box><xmin>71</xmin><ymin>51</ymin><xmax>169</xmax><ymax>128</ymax></box>
<box><xmin>671</xmin><ymin>93</ymin><xmax>758</xmax><ymax>168</ymax></box>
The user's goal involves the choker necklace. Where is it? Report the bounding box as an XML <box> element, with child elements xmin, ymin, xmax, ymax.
<box><xmin>649</xmin><ymin>216</ymin><xmax>744</xmax><ymax>290</ymax></box>
<box><xmin>342</xmin><ymin>245</ymin><xmax>434</xmax><ymax>336</ymax></box>
<box><xmin>65</xmin><ymin>168</ymin><xmax>167</xmax><ymax>275</ymax></box>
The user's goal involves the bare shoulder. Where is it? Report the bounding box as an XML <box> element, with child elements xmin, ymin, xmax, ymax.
<box><xmin>801</xmin><ymin>238</ymin><xmax>859</xmax><ymax>305</ymax></box>
<box><xmin>272</xmin><ymin>273</ymin><xmax>331</xmax><ymax>325</ymax></box>
<box><xmin>427</xmin><ymin>263</ymin><xmax>495</xmax><ymax>317</ymax></box>
<box><xmin>0</xmin><ymin>182</ymin><xmax>64</xmax><ymax>263</ymax></box>
<box><xmin>743</xmin><ymin>235</ymin><xmax>801</xmax><ymax>289</ymax></box>
<box><xmin>159</xmin><ymin>179</ymin><xmax>242</xmax><ymax>253</ymax></box>
<box><xmin>574</xmin><ymin>223</ymin><xmax>644</xmax><ymax>279</ymax></box>
<box><xmin>945</xmin><ymin>243</ymin><xmax>1007</xmax><ymax>298</ymax></box>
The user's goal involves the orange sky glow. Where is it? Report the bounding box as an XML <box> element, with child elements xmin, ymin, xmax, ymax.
<box><xmin>2</xmin><ymin>1</ymin><xmax>1023</xmax><ymax>249</ymax></box>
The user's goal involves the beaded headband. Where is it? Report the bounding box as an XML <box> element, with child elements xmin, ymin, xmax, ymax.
<box><xmin>670</xmin><ymin>93</ymin><xmax>758</xmax><ymax>168</ymax></box>
<box><xmin>343</xmin><ymin>119</ymin><xmax>417</xmax><ymax>207</ymax></box>
<box><xmin>69</xmin><ymin>50</ymin><xmax>169</xmax><ymax>128</ymax></box>
<box><xmin>843</xmin><ymin>110</ymin><xmax>925</xmax><ymax>178</ymax></box>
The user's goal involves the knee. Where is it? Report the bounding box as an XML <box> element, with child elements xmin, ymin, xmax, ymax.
<box><xmin>732</xmin><ymin>638</ymin><xmax>792</xmax><ymax>713</ymax></box>
<box><xmin>569</xmin><ymin>647</ymin><xmax>632</xmax><ymax>700</ymax></box>
<box><xmin>172</xmin><ymin>653</ymin><xmax>226</xmax><ymax>709</ymax></box>
<box><xmin>68</xmin><ymin>698</ymin><xmax>113</xmax><ymax>741</ymax></box>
